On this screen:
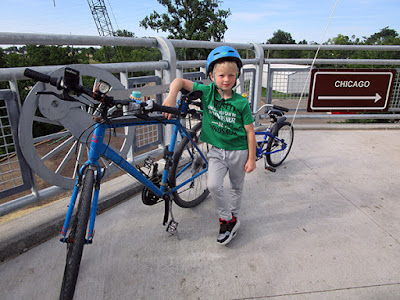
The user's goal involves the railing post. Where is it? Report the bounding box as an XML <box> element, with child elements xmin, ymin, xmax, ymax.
<box><xmin>155</xmin><ymin>37</ymin><xmax>177</xmax><ymax>85</ymax></box>
<box><xmin>120</xmin><ymin>71</ymin><xmax>129</xmax><ymax>88</ymax></box>
<box><xmin>7</xmin><ymin>78</ymin><xmax>39</xmax><ymax>197</ymax></box>
<box><xmin>200</xmin><ymin>67</ymin><xmax>207</xmax><ymax>78</ymax></box>
<box><xmin>251</xmin><ymin>43</ymin><xmax>265</xmax><ymax>126</ymax></box>
<box><xmin>266</xmin><ymin>62</ymin><xmax>272</xmax><ymax>105</ymax></box>
<box><xmin>155</xmin><ymin>37</ymin><xmax>177</xmax><ymax>146</ymax></box>
<box><xmin>0</xmin><ymin>90</ymin><xmax>37</xmax><ymax>212</ymax></box>
<box><xmin>237</xmin><ymin>71</ymin><xmax>244</xmax><ymax>96</ymax></box>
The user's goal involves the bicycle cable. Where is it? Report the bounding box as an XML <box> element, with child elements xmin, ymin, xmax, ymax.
<box><xmin>290</xmin><ymin>0</ymin><xmax>339</xmax><ymax>127</ymax></box>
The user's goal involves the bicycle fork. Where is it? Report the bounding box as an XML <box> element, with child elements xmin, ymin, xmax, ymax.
<box><xmin>60</xmin><ymin>164</ymin><xmax>102</xmax><ymax>244</ymax></box>
<box><xmin>61</xmin><ymin>123</ymin><xmax>105</xmax><ymax>244</ymax></box>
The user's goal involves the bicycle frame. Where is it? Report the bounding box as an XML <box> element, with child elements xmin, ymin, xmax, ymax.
<box><xmin>61</xmin><ymin>115</ymin><xmax>208</xmax><ymax>242</ymax></box>
<box><xmin>253</xmin><ymin>103</ymin><xmax>288</xmax><ymax>159</ymax></box>
<box><xmin>255</xmin><ymin>129</ymin><xmax>288</xmax><ymax>158</ymax></box>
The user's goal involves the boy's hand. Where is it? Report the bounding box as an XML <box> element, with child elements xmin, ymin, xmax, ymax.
<box><xmin>245</xmin><ymin>159</ymin><xmax>256</xmax><ymax>173</ymax></box>
<box><xmin>162</xmin><ymin>78</ymin><xmax>194</xmax><ymax>119</ymax></box>
<box><xmin>162</xmin><ymin>95</ymin><xmax>176</xmax><ymax>119</ymax></box>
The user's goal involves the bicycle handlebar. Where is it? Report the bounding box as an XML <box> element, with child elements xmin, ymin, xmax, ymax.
<box><xmin>24</xmin><ymin>67</ymin><xmax>186</xmax><ymax>117</ymax></box>
<box><xmin>254</xmin><ymin>103</ymin><xmax>289</xmax><ymax>116</ymax></box>
<box><xmin>149</xmin><ymin>101</ymin><xmax>182</xmax><ymax>116</ymax></box>
<box><xmin>24</xmin><ymin>68</ymin><xmax>95</xmax><ymax>98</ymax></box>
<box><xmin>24</xmin><ymin>68</ymin><xmax>59</xmax><ymax>86</ymax></box>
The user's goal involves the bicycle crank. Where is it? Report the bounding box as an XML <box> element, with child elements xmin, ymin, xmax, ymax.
<box><xmin>141</xmin><ymin>176</ymin><xmax>162</xmax><ymax>205</ymax></box>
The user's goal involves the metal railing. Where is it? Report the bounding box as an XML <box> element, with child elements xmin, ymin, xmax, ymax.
<box><xmin>1</xmin><ymin>32</ymin><xmax>400</xmax><ymax>215</ymax></box>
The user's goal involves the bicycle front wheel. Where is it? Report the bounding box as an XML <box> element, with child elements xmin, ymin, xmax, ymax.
<box><xmin>60</xmin><ymin>168</ymin><xmax>94</xmax><ymax>300</ymax></box>
<box><xmin>170</xmin><ymin>122</ymin><xmax>210</xmax><ymax>208</ymax></box>
<box><xmin>266</xmin><ymin>121</ymin><xmax>294</xmax><ymax>167</ymax></box>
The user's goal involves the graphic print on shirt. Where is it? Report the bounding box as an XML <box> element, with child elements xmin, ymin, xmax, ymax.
<box><xmin>208</xmin><ymin>100</ymin><xmax>239</xmax><ymax>136</ymax></box>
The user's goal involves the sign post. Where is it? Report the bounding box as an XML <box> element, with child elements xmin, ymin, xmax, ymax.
<box><xmin>307</xmin><ymin>69</ymin><xmax>396</xmax><ymax>112</ymax></box>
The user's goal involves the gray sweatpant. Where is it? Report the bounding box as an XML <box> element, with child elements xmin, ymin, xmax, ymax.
<box><xmin>207</xmin><ymin>146</ymin><xmax>249</xmax><ymax>221</ymax></box>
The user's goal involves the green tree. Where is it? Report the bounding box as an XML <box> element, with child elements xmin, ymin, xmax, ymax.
<box><xmin>266</xmin><ymin>29</ymin><xmax>302</xmax><ymax>58</ymax></box>
<box><xmin>115</xmin><ymin>29</ymin><xmax>160</xmax><ymax>63</ymax></box>
<box><xmin>319</xmin><ymin>34</ymin><xmax>359</xmax><ymax>59</ymax></box>
<box><xmin>6</xmin><ymin>52</ymin><xmax>28</xmax><ymax>67</ymax></box>
<box><xmin>0</xmin><ymin>48</ymin><xmax>6</xmax><ymax>68</ymax></box>
<box><xmin>25</xmin><ymin>45</ymin><xmax>79</xmax><ymax>66</ymax></box>
<box><xmin>94</xmin><ymin>29</ymin><xmax>161</xmax><ymax>68</ymax></box>
<box><xmin>362</xmin><ymin>27</ymin><xmax>400</xmax><ymax>61</ymax></box>
<box><xmin>140</xmin><ymin>0</ymin><xmax>231</xmax><ymax>60</ymax></box>
<box><xmin>267</xmin><ymin>29</ymin><xmax>295</xmax><ymax>44</ymax></box>
<box><xmin>0</xmin><ymin>48</ymin><xmax>7</xmax><ymax>89</ymax></box>
<box><xmin>364</xmin><ymin>26</ymin><xmax>398</xmax><ymax>45</ymax></box>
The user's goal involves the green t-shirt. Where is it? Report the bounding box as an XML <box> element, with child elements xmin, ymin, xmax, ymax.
<box><xmin>193</xmin><ymin>82</ymin><xmax>254</xmax><ymax>150</ymax></box>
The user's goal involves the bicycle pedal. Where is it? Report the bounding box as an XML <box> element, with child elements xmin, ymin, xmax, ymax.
<box><xmin>144</xmin><ymin>156</ymin><xmax>155</xmax><ymax>167</ymax></box>
<box><xmin>265</xmin><ymin>166</ymin><xmax>276</xmax><ymax>172</ymax></box>
<box><xmin>166</xmin><ymin>220</ymin><xmax>179</xmax><ymax>235</ymax></box>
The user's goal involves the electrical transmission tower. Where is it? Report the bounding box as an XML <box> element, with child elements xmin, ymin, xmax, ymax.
<box><xmin>87</xmin><ymin>0</ymin><xmax>115</xmax><ymax>36</ymax></box>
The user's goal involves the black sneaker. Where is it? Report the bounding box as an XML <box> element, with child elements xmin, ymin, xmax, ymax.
<box><xmin>217</xmin><ymin>215</ymin><xmax>240</xmax><ymax>245</ymax></box>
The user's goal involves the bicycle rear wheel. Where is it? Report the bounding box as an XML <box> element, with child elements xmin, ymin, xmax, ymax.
<box><xmin>266</xmin><ymin>121</ymin><xmax>294</xmax><ymax>167</ymax></box>
<box><xmin>60</xmin><ymin>168</ymin><xmax>94</xmax><ymax>300</ymax></box>
<box><xmin>170</xmin><ymin>122</ymin><xmax>209</xmax><ymax>208</ymax></box>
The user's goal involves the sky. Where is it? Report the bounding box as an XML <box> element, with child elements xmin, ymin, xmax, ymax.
<box><xmin>1</xmin><ymin>0</ymin><xmax>400</xmax><ymax>45</ymax></box>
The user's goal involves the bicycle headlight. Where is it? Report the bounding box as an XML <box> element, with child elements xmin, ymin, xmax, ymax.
<box><xmin>97</xmin><ymin>81</ymin><xmax>111</xmax><ymax>94</ymax></box>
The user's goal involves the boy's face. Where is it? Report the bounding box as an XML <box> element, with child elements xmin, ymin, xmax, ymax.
<box><xmin>210</xmin><ymin>61</ymin><xmax>237</xmax><ymax>92</ymax></box>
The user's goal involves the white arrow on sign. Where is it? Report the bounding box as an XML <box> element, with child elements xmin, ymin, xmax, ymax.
<box><xmin>318</xmin><ymin>93</ymin><xmax>382</xmax><ymax>103</ymax></box>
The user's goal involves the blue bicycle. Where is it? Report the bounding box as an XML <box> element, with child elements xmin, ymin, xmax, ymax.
<box><xmin>254</xmin><ymin>103</ymin><xmax>294</xmax><ymax>172</ymax></box>
<box><xmin>24</xmin><ymin>67</ymin><xmax>209</xmax><ymax>300</ymax></box>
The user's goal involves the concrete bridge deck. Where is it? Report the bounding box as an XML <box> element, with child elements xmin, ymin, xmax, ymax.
<box><xmin>1</xmin><ymin>129</ymin><xmax>400</xmax><ymax>299</ymax></box>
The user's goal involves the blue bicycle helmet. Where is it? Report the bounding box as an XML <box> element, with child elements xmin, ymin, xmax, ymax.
<box><xmin>206</xmin><ymin>46</ymin><xmax>243</xmax><ymax>77</ymax></box>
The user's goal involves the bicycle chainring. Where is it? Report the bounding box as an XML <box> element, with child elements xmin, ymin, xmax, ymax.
<box><xmin>141</xmin><ymin>175</ymin><xmax>162</xmax><ymax>206</ymax></box>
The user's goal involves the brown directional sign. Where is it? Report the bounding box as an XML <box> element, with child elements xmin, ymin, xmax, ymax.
<box><xmin>307</xmin><ymin>69</ymin><xmax>396</xmax><ymax>112</ymax></box>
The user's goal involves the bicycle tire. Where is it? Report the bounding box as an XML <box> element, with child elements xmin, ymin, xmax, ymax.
<box><xmin>170</xmin><ymin>122</ymin><xmax>210</xmax><ymax>208</ymax></box>
<box><xmin>60</xmin><ymin>168</ymin><xmax>94</xmax><ymax>300</ymax></box>
<box><xmin>266</xmin><ymin>121</ymin><xmax>294</xmax><ymax>167</ymax></box>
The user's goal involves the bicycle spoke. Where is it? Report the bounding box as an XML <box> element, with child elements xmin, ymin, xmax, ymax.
<box><xmin>171</xmin><ymin>122</ymin><xmax>209</xmax><ymax>208</ymax></box>
<box><xmin>73</xmin><ymin>143</ymin><xmax>85</xmax><ymax>179</ymax></box>
<box><xmin>32</xmin><ymin>131</ymin><xmax>71</xmax><ymax>144</ymax></box>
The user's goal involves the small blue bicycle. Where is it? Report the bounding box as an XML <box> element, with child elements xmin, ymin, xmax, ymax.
<box><xmin>24</xmin><ymin>67</ymin><xmax>209</xmax><ymax>300</ymax></box>
<box><xmin>253</xmin><ymin>103</ymin><xmax>294</xmax><ymax>172</ymax></box>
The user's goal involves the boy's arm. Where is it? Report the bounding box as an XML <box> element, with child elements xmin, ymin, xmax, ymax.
<box><xmin>244</xmin><ymin>123</ymin><xmax>257</xmax><ymax>173</ymax></box>
<box><xmin>163</xmin><ymin>78</ymin><xmax>194</xmax><ymax>118</ymax></box>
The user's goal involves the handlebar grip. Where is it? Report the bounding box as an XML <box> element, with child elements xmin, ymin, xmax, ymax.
<box><xmin>272</xmin><ymin>105</ymin><xmax>289</xmax><ymax>112</ymax></box>
<box><xmin>151</xmin><ymin>102</ymin><xmax>181</xmax><ymax>116</ymax></box>
<box><xmin>24</xmin><ymin>68</ymin><xmax>58</xmax><ymax>87</ymax></box>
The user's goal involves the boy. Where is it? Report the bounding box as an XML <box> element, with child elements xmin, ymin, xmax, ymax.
<box><xmin>163</xmin><ymin>46</ymin><xmax>256</xmax><ymax>245</ymax></box>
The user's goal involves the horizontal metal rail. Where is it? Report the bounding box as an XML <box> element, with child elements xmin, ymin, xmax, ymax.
<box><xmin>1</xmin><ymin>31</ymin><xmax>400</xmax><ymax>216</ymax></box>
<box><xmin>265</xmin><ymin>58</ymin><xmax>400</xmax><ymax>65</ymax></box>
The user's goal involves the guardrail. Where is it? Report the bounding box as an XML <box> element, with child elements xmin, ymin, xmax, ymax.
<box><xmin>1</xmin><ymin>32</ymin><xmax>400</xmax><ymax>216</ymax></box>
